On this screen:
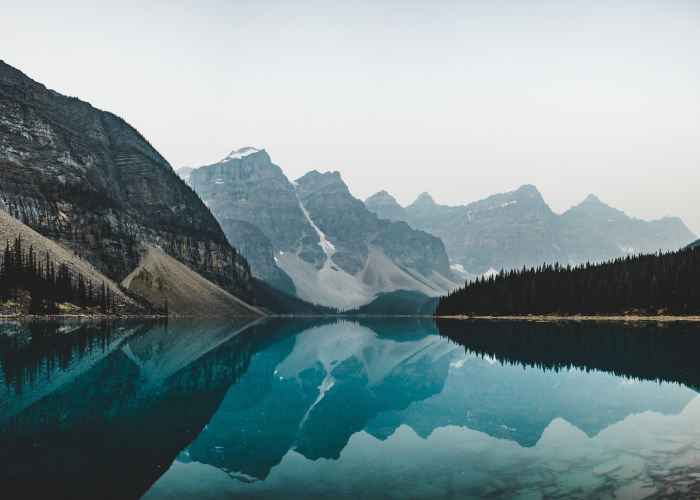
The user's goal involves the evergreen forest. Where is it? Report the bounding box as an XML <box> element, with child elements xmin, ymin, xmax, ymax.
<box><xmin>1</xmin><ymin>236</ymin><xmax>115</xmax><ymax>315</ymax></box>
<box><xmin>435</xmin><ymin>246</ymin><xmax>700</xmax><ymax>317</ymax></box>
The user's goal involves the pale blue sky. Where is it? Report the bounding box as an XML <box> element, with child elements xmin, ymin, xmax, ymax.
<box><xmin>3</xmin><ymin>0</ymin><xmax>700</xmax><ymax>235</ymax></box>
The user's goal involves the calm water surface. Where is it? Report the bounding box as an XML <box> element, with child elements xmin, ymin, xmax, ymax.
<box><xmin>1</xmin><ymin>318</ymin><xmax>700</xmax><ymax>499</ymax></box>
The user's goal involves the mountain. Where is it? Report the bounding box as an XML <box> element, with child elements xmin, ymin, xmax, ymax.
<box><xmin>188</xmin><ymin>149</ymin><xmax>458</xmax><ymax>309</ymax></box>
<box><xmin>175</xmin><ymin>167</ymin><xmax>194</xmax><ymax>182</ymax></box>
<box><xmin>365</xmin><ymin>185</ymin><xmax>696</xmax><ymax>275</ymax></box>
<box><xmin>0</xmin><ymin>61</ymin><xmax>254</xmax><ymax>300</ymax></box>
<box><xmin>218</xmin><ymin>218</ymin><xmax>296</xmax><ymax>294</ymax></box>
<box><xmin>343</xmin><ymin>290</ymin><xmax>439</xmax><ymax>316</ymax></box>
<box><xmin>122</xmin><ymin>244</ymin><xmax>263</xmax><ymax>316</ymax></box>
<box><xmin>364</xmin><ymin>190</ymin><xmax>408</xmax><ymax>222</ymax></box>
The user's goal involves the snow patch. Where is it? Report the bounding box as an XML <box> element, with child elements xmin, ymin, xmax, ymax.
<box><xmin>451</xmin><ymin>264</ymin><xmax>467</xmax><ymax>274</ymax></box>
<box><xmin>501</xmin><ymin>201</ymin><xmax>516</xmax><ymax>207</ymax></box>
<box><xmin>219</xmin><ymin>147</ymin><xmax>260</xmax><ymax>163</ymax></box>
<box><xmin>483</xmin><ymin>267</ymin><xmax>499</xmax><ymax>277</ymax></box>
<box><xmin>297</xmin><ymin>196</ymin><xmax>336</xmax><ymax>258</ymax></box>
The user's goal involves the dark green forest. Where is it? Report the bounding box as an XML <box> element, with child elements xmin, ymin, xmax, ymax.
<box><xmin>1</xmin><ymin>236</ymin><xmax>115</xmax><ymax>315</ymax></box>
<box><xmin>435</xmin><ymin>246</ymin><xmax>700</xmax><ymax>317</ymax></box>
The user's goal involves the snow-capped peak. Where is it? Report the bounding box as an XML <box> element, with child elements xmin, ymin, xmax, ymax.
<box><xmin>219</xmin><ymin>147</ymin><xmax>260</xmax><ymax>163</ymax></box>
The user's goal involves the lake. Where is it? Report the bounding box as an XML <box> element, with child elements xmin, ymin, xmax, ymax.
<box><xmin>1</xmin><ymin>318</ymin><xmax>699</xmax><ymax>499</ymax></box>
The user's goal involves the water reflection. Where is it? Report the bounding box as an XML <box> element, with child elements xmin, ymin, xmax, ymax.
<box><xmin>0</xmin><ymin>318</ymin><xmax>699</xmax><ymax>499</ymax></box>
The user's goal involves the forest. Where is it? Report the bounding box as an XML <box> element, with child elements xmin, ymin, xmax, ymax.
<box><xmin>435</xmin><ymin>245</ymin><xmax>700</xmax><ymax>317</ymax></box>
<box><xmin>1</xmin><ymin>236</ymin><xmax>115</xmax><ymax>315</ymax></box>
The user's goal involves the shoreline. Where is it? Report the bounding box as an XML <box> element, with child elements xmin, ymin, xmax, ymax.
<box><xmin>433</xmin><ymin>315</ymin><xmax>700</xmax><ymax>322</ymax></box>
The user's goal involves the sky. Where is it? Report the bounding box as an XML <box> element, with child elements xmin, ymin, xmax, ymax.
<box><xmin>3</xmin><ymin>0</ymin><xmax>700</xmax><ymax>235</ymax></box>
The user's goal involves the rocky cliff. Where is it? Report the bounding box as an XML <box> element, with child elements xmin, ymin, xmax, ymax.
<box><xmin>218</xmin><ymin>218</ymin><xmax>296</xmax><ymax>294</ymax></box>
<box><xmin>365</xmin><ymin>186</ymin><xmax>696</xmax><ymax>275</ymax></box>
<box><xmin>189</xmin><ymin>150</ymin><xmax>457</xmax><ymax>308</ymax></box>
<box><xmin>0</xmin><ymin>61</ymin><xmax>253</xmax><ymax>300</ymax></box>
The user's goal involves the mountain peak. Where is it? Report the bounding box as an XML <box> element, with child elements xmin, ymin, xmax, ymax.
<box><xmin>584</xmin><ymin>194</ymin><xmax>601</xmax><ymax>202</ymax></box>
<box><xmin>220</xmin><ymin>147</ymin><xmax>261</xmax><ymax>163</ymax></box>
<box><xmin>413</xmin><ymin>192</ymin><xmax>435</xmax><ymax>205</ymax></box>
<box><xmin>365</xmin><ymin>190</ymin><xmax>397</xmax><ymax>204</ymax></box>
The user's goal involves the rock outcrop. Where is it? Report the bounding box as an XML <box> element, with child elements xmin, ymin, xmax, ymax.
<box><xmin>189</xmin><ymin>150</ymin><xmax>457</xmax><ymax>308</ymax></box>
<box><xmin>0</xmin><ymin>61</ymin><xmax>253</xmax><ymax>300</ymax></box>
<box><xmin>365</xmin><ymin>186</ymin><xmax>697</xmax><ymax>275</ymax></box>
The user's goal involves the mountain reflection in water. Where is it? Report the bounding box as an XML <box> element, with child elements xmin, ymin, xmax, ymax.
<box><xmin>0</xmin><ymin>318</ymin><xmax>699</xmax><ymax>499</ymax></box>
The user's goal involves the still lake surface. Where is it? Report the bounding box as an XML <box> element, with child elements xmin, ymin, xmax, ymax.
<box><xmin>1</xmin><ymin>318</ymin><xmax>699</xmax><ymax>499</ymax></box>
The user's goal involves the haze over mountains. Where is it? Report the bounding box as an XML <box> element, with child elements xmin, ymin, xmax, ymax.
<box><xmin>365</xmin><ymin>186</ymin><xmax>696</xmax><ymax>276</ymax></box>
<box><xmin>1</xmin><ymin>58</ymin><xmax>697</xmax><ymax>314</ymax></box>
<box><xmin>186</xmin><ymin>149</ymin><xmax>457</xmax><ymax>309</ymax></box>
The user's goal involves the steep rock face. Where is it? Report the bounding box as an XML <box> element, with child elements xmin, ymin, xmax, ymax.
<box><xmin>295</xmin><ymin>170</ymin><xmax>452</xmax><ymax>279</ymax></box>
<box><xmin>404</xmin><ymin>185</ymin><xmax>563</xmax><ymax>274</ymax></box>
<box><xmin>189</xmin><ymin>149</ymin><xmax>319</xmax><ymax>256</ymax></box>
<box><xmin>189</xmin><ymin>151</ymin><xmax>457</xmax><ymax>308</ymax></box>
<box><xmin>0</xmin><ymin>61</ymin><xmax>253</xmax><ymax>299</ymax></box>
<box><xmin>218</xmin><ymin>218</ymin><xmax>296</xmax><ymax>294</ymax></box>
<box><xmin>369</xmin><ymin>186</ymin><xmax>696</xmax><ymax>275</ymax></box>
<box><xmin>364</xmin><ymin>190</ymin><xmax>408</xmax><ymax>222</ymax></box>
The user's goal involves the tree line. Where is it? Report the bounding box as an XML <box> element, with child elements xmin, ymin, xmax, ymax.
<box><xmin>435</xmin><ymin>246</ymin><xmax>700</xmax><ymax>317</ymax></box>
<box><xmin>1</xmin><ymin>236</ymin><xmax>115</xmax><ymax>315</ymax></box>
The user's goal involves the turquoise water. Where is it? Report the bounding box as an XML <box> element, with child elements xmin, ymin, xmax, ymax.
<box><xmin>1</xmin><ymin>318</ymin><xmax>699</xmax><ymax>499</ymax></box>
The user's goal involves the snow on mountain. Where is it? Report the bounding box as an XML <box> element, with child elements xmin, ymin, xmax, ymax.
<box><xmin>220</xmin><ymin>147</ymin><xmax>260</xmax><ymax>162</ymax></box>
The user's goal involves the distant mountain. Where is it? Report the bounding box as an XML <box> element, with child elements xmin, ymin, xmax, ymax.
<box><xmin>0</xmin><ymin>61</ymin><xmax>254</xmax><ymax>302</ymax></box>
<box><xmin>365</xmin><ymin>185</ymin><xmax>696</xmax><ymax>275</ymax></box>
<box><xmin>343</xmin><ymin>290</ymin><xmax>439</xmax><ymax>316</ymax></box>
<box><xmin>175</xmin><ymin>166</ymin><xmax>194</xmax><ymax>181</ymax></box>
<box><xmin>364</xmin><ymin>190</ymin><xmax>408</xmax><ymax>222</ymax></box>
<box><xmin>188</xmin><ymin>149</ymin><xmax>457</xmax><ymax>308</ymax></box>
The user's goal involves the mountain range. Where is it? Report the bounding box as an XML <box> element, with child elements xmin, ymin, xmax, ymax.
<box><xmin>186</xmin><ymin>149</ymin><xmax>458</xmax><ymax>309</ymax></box>
<box><xmin>1</xmin><ymin>58</ymin><xmax>697</xmax><ymax>314</ymax></box>
<box><xmin>365</xmin><ymin>186</ymin><xmax>696</xmax><ymax>276</ymax></box>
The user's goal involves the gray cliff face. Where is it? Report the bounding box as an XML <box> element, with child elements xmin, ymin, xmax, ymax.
<box><xmin>295</xmin><ymin>171</ymin><xmax>452</xmax><ymax>279</ymax></box>
<box><xmin>367</xmin><ymin>186</ymin><xmax>697</xmax><ymax>275</ymax></box>
<box><xmin>218</xmin><ymin>218</ymin><xmax>296</xmax><ymax>294</ymax></box>
<box><xmin>364</xmin><ymin>190</ymin><xmax>408</xmax><ymax>222</ymax></box>
<box><xmin>189</xmin><ymin>152</ymin><xmax>457</xmax><ymax>308</ymax></box>
<box><xmin>0</xmin><ymin>61</ymin><xmax>253</xmax><ymax>298</ymax></box>
<box><xmin>189</xmin><ymin>150</ymin><xmax>320</xmax><ymax>256</ymax></box>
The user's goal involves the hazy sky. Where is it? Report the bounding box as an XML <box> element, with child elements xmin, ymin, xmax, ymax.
<box><xmin>3</xmin><ymin>0</ymin><xmax>700</xmax><ymax>235</ymax></box>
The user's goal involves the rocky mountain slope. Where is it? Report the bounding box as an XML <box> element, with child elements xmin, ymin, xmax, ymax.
<box><xmin>218</xmin><ymin>218</ymin><xmax>296</xmax><ymax>294</ymax></box>
<box><xmin>0</xmin><ymin>209</ymin><xmax>145</xmax><ymax>316</ymax></box>
<box><xmin>122</xmin><ymin>244</ymin><xmax>263</xmax><ymax>316</ymax></box>
<box><xmin>0</xmin><ymin>61</ymin><xmax>253</xmax><ymax>300</ymax></box>
<box><xmin>365</xmin><ymin>185</ymin><xmax>696</xmax><ymax>275</ymax></box>
<box><xmin>188</xmin><ymin>149</ymin><xmax>457</xmax><ymax>308</ymax></box>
